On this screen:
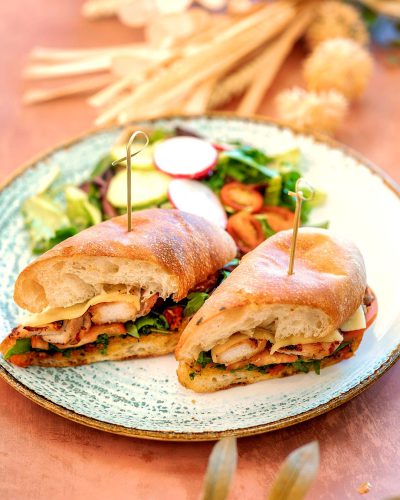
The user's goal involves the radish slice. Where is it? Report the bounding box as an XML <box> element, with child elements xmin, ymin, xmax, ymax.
<box><xmin>168</xmin><ymin>179</ymin><xmax>227</xmax><ymax>228</ymax></box>
<box><xmin>154</xmin><ymin>136</ymin><xmax>218</xmax><ymax>178</ymax></box>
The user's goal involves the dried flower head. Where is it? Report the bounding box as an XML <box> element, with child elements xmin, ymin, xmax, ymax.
<box><xmin>303</xmin><ymin>38</ymin><xmax>373</xmax><ymax>100</ymax></box>
<box><xmin>275</xmin><ymin>87</ymin><xmax>348</xmax><ymax>135</ymax></box>
<box><xmin>305</xmin><ymin>1</ymin><xmax>369</xmax><ymax>50</ymax></box>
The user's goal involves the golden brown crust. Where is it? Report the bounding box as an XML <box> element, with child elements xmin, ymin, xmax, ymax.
<box><xmin>177</xmin><ymin>331</ymin><xmax>365</xmax><ymax>392</ymax></box>
<box><xmin>176</xmin><ymin>228</ymin><xmax>366</xmax><ymax>360</ymax></box>
<box><xmin>14</xmin><ymin>209</ymin><xmax>236</xmax><ymax>311</ymax></box>
<box><xmin>6</xmin><ymin>333</ymin><xmax>180</xmax><ymax>368</ymax></box>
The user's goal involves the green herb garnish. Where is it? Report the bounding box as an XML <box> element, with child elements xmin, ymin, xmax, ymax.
<box><xmin>96</xmin><ymin>334</ymin><xmax>109</xmax><ymax>355</ymax></box>
<box><xmin>125</xmin><ymin>322</ymin><xmax>140</xmax><ymax>339</ymax></box>
<box><xmin>197</xmin><ymin>351</ymin><xmax>213</xmax><ymax>368</ymax></box>
<box><xmin>292</xmin><ymin>360</ymin><xmax>311</xmax><ymax>373</ymax></box>
<box><xmin>333</xmin><ymin>341</ymin><xmax>351</xmax><ymax>354</ymax></box>
<box><xmin>125</xmin><ymin>312</ymin><xmax>170</xmax><ymax>338</ymax></box>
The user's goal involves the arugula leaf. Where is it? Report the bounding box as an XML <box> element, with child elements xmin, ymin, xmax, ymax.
<box><xmin>333</xmin><ymin>342</ymin><xmax>351</xmax><ymax>354</ymax></box>
<box><xmin>125</xmin><ymin>322</ymin><xmax>140</xmax><ymax>338</ymax></box>
<box><xmin>292</xmin><ymin>360</ymin><xmax>321</xmax><ymax>375</ymax></box>
<box><xmin>313</xmin><ymin>360</ymin><xmax>321</xmax><ymax>375</ymax></box>
<box><xmin>204</xmin><ymin>146</ymin><xmax>279</xmax><ymax>192</ymax></box>
<box><xmin>127</xmin><ymin>312</ymin><xmax>170</xmax><ymax>338</ymax></box>
<box><xmin>4</xmin><ymin>338</ymin><xmax>31</xmax><ymax>360</ymax></box>
<box><xmin>184</xmin><ymin>292</ymin><xmax>209</xmax><ymax>317</ymax></box>
<box><xmin>197</xmin><ymin>351</ymin><xmax>213</xmax><ymax>368</ymax></box>
<box><xmin>292</xmin><ymin>360</ymin><xmax>310</xmax><ymax>373</ymax></box>
<box><xmin>245</xmin><ymin>364</ymin><xmax>258</xmax><ymax>371</ymax></box>
<box><xmin>95</xmin><ymin>334</ymin><xmax>109</xmax><ymax>355</ymax></box>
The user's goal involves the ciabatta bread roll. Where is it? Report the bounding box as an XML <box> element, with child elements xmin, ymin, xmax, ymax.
<box><xmin>1</xmin><ymin>209</ymin><xmax>236</xmax><ymax>367</ymax></box>
<box><xmin>176</xmin><ymin>228</ymin><xmax>376</xmax><ymax>392</ymax></box>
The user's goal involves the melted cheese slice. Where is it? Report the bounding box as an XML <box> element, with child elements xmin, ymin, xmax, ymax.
<box><xmin>340</xmin><ymin>305</ymin><xmax>366</xmax><ymax>332</ymax></box>
<box><xmin>248</xmin><ymin>327</ymin><xmax>343</xmax><ymax>354</ymax></box>
<box><xmin>270</xmin><ymin>330</ymin><xmax>343</xmax><ymax>354</ymax></box>
<box><xmin>20</xmin><ymin>292</ymin><xmax>140</xmax><ymax>327</ymax></box>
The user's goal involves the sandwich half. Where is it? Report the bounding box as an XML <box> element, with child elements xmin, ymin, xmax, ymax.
<box><xmin>1</xmin><ymin>208</ymin><xmax>236</xmax><ymax>367</ymax></box>
<box><xmin>176</xmin><ymin>228</ymin><xmax>378</xmax><ymax>392</ymax></box>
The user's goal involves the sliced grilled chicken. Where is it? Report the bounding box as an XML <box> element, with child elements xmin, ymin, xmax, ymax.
<box><xmin>227</xmin><ymin>350</ymin><xmax>298</xmax><ymax>370</ymax></box>
<box><xmin>89</xmin><ymin>301</ymin><xmax>139</xmax><ymax>325</ymax></box>
<box><xmin>42</xmin><ymin>313</ymin><xmax>91</xmax><ymax>344</ymax></box>
<box><xmin>211</xmin><ymin>333</ymin><xmax>267</xmax><ymax>365</ymax></box>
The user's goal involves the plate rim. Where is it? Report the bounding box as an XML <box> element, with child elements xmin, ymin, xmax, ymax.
<box><xmin>1</xmin><ymin>112</ymin><xmax>399</xmax><ymax>441</ymax></box>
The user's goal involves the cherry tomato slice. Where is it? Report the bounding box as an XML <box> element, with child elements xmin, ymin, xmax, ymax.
<box><xmin>365</xmin><ymin>294</ymin><xmax>378</xmax><ymax>328</ymax></box>
<box><xmin>259</xmin><ymin>205</ymin><xmax>295</xmax><ymax>232</ymax></box>
<box><xmin>220</xmin><ymin>182</ymin><xmax>263</xmax><ymax>213</ymax></box>
<box><xmin>227</xmin><ymin>211</ymin><xmax>264</xmax><ymax>253</ymax></box>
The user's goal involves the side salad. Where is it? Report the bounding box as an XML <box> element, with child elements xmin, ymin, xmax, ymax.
<box><xmin>22</xmin><ymin>126</ymin><xmax>327</xmax><ymax>255</ymax></box>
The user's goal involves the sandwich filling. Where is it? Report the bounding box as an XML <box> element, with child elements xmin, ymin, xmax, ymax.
<box><xmin>188</xmin><ymin>288</ymin><xmax>376</xmax><ymax>379</ymax></box>
<box><xmin>2</xmin><ymin>265</ymin><xmax>235</xmax><ymax>367</ymax></box>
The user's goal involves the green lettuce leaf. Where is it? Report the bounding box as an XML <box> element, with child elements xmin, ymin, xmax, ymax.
<box><xmin>4</xmin><ymin>338</ymin><xmax>31</xmax><ymax>360</ymax></box>
<box><xmin>184</xmin><ymin>292</ymin><xmax>209</xmax><ymax>317</ymax></box>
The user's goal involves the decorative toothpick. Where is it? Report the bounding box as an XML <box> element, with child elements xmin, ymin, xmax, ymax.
<box><xmin>112</xmin><ymin>130</ymin><xmax>149</xmax><ymax>231</ymax></box>
<box><xmin>287</xmin><ymin>177</ymin><xmax>314</xmax><ymax>275</ymax></box>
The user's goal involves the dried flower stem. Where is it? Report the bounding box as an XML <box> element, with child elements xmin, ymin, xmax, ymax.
<box><xmin>183</xmin><ymin>78</ymin><xmax>218</xmax><ymax>113</ymax></box>
<box><xmin>22</xmin><ymin>74</ymin><xmax>115</xmax><ymax>104</ymax></box>
<box><xmin>23</xmin><ymin>56</ymin><xmax>113</xmax><ymax>80</ymax></box>
<box><xmin>237</xmin><ymin>7</ymin><xmax>313</xmax><ymax>114</ymax></box>
<box><xmin>29</xmin><ymin>44</ymin><xmax>152</xmax><ymax>62</ymax></box>
<box><xmin>98</xmin><ymin>2</ymin><xmax>296</xmax><ymax>125</ymax></box>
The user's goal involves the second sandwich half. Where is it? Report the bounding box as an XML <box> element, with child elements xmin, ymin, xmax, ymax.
<box><xmin>0</xmin><ymin>209</ymin><xmax>236</xmax><ymax>367</ymax></box>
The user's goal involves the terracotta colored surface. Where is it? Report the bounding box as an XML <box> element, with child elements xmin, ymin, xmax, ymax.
<box><xmin>0</xmin><ymin>2</ymin><xmax>399</xmax><ymax>499</ymax></box>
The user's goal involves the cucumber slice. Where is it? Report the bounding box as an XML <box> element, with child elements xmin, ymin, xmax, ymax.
<box><xmin>107</xmin><ymin>169</ymin><xmax>171</xmax><ymax>208</ymax></box>
<box><xmin>111</xmin><ymin>143</ymin><xmax>156</xmax><ymax>171</ymax></box>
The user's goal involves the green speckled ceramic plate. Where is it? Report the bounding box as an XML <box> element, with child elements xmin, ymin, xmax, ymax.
<box><xmin>0</xmin><ymin>114</ymin><xmax>399</xmax><ymax>441</ymax></box>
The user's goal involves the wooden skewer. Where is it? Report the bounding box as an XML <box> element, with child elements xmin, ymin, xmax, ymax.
<box><xmin>112</xmin><ymin>131</ymin><xmax>149</xmax><ymax>232</ymax></box>
<box><xmin>287</xmin><ymin>178</ymin><xmax>314</xmax><ymax>275</ymax></box>
<box><xmin>237</xmin><ymin>7</ymin><xmax>313</xmax><ymax>114</ymax></box>
<box><xmin>96</xmin><ymin>2</ymin><xmax>296</xmax><ymax>125</ymax></box>
<box><xmin>23</xmin><ymin>74</ymin><xmax>115</xmax><ymax>105</ymax></box>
